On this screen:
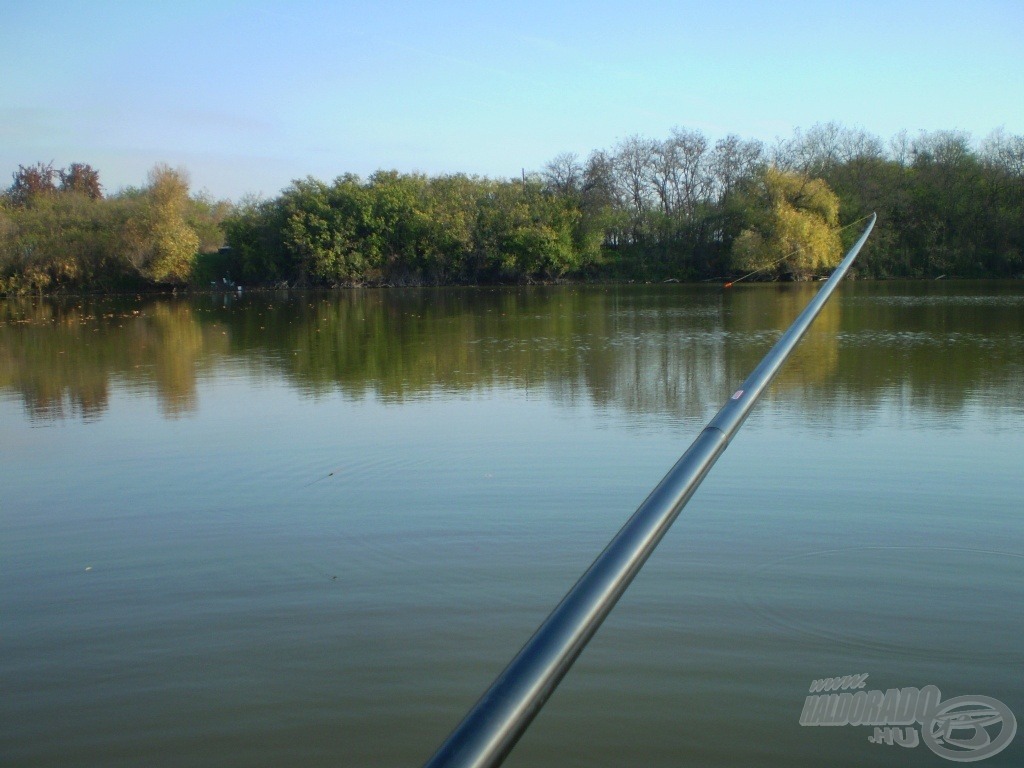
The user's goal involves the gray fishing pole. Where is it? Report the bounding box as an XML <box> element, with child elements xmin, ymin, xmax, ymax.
<box><xmin>423</xmin><ymin>214</ymin><xmax>877</xmax><ymax>768</ymax></box>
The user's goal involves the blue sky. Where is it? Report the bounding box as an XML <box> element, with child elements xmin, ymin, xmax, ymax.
<box><xmin>2</xmin><ymin>0</ymin><xmax>1022</xmax><ymax>200</ymax></box>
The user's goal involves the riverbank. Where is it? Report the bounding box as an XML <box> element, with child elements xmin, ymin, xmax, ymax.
<box><xmin>5</xmin><ymin>125</ymin><xmax>1023</xmax><ymax>295</ymax></box>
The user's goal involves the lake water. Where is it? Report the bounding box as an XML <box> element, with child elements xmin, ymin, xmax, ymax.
<box><xmin>2</xmin><ymin>282</ymin><xmax>1022</xmax><ymax>767</ymax></box>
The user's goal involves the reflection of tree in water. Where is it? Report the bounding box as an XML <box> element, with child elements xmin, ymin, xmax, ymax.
<box><xmin>0</xmin><ymin>298</ymin><xmax>227</xmax><ymax>420</ymax></box>
<box><xmin>725</xmin><ymin>281</ymin><xmax>1024</xmax><ymax>426</ymax></box>
<box><xmin>722</xmin><ymin>283</ymin><xmax>842</xmax><ymax>389</ymax></box>
<box><xmin>576</xmin><ymin>288</ymin><xmax>729</xmax><ymax>422</ymax></box>
<box><xmin>2</xmin><ymin>283</ymin><xmax>1022</xmax><ymax>425</ymax></box>
<box><xmin>0</xmin><ymin>301</ymin><xmax>113</xmax><ymax>420</ymax></box>
<box><xmin>128</xmin><ymin>303</ymin><xmax>206</xmax><ymax>417</ymax></box>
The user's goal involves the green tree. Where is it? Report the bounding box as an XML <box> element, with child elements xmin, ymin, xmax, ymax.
<box><xmin>186</xmin><ymin>191</ymin><xmax>231</xmax><ymax>254</ymax></box>
<box><xmin>365</xmin><ymin>170</ymin><xmax>427</xmax><ymax>279</ymax></box>
<box><xmin>0</xmin><ymin>192</ymin><xmax>130</xmax><ymax>293</ymax></box>
<box><xmin>472</xmin><ymin>179</ymin><xmax>588</xmax><ymax>280</ymax></box>
<box><xmin>280</xmin><ymin>175</ymin><xmax>374</xmax><ymax>285</ymax></box>
<box><xmin>222</xmin><ymin>195</ymin><xmax>289</xmax><ymax>283</ymax></box>
<box><xmin>416</xmin><ymin>174</ymin><xmax>477</xmax><ymax>282</ymax></box>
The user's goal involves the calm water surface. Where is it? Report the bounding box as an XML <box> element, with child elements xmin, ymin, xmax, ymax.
<box><xmin>2</xmin><ymin>282</ymin><xmax>1023</xmax><ymax>767</ymax></box>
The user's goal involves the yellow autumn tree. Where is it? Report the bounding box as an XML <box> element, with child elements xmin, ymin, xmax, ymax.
<box><xmin>731</xmin><ymin>167</ymin><xmax>841</xmax><ymax>280</ymax></box>
<box><xmin>126</xmin><ymin>164</ymin><xmax>200</xmax><ymax>284</ymax></box>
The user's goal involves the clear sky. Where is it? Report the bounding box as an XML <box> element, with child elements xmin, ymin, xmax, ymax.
<box><xmin>2</xmin><ymin>0</ymin><xmax>1022</xmax><ymax>201</ymax></box>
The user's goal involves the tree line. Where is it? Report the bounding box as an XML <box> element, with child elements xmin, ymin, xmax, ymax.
<box><xmin>533</xmin><ymin>124</ymin><xmax>1024</xmax><ymax>281</ymax></box>
<box><xmin>0</xmin><ymin>162</ymin><xmax>229</xmax><ymax>294</ymax></box>
<box><xmin>2</xmin><ymin>124</ymin><xmax>1023</xmax><ymax>294</ymax></box>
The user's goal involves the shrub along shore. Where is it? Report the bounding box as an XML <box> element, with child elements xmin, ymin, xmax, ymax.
<box><xmin>2</xmin><ymin>124</ymin><xmax>1022</xmax><ymax>295</ymax></box>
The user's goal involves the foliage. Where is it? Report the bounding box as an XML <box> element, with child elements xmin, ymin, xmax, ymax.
<box><xmin>772</xmin><ymin>124</ymin><xmax>1024</xmax><ymax>278</ymax></box>
<box><xmin>1</xmin><ymin>162</ymin><xmax>226</xmax><ymax>294</ymax></box>
<box><xmin>472</xmin><ymin>178</ymin><xmax>588</xmax><ymax>280</ymax></box>
<box><xmin>8</xmin><ymin>162</ymin><xmax>59</xmax><ymax>207</ymax></box>
<box><xmin>240</xmin><ymin>172</ymin><xmax>600</xmax><ymax>287</ymax></box>
<box><xmin>4</xmin><ymin>122</ymin><xmax>1024</xmax><ymax>293</ymax></box>
<box><xmin>279</xmin><ymin>175</ymin><xmax>375</xmax><ymax>284</ymax></box>
<box><xmin>731</xmin><ymin>168</ymin><xmax>842</xmax><ymax>279</ymax></box>
<box><xmin>123</xmin><ymin>165</ymin><xmax>200</xmax><ymax>285</ymax></box>
<box><xmin>0</xmin><ymin>192</ymin><xmax>131</xmax><ymax>294</ymax></box>
<box><xmin>59</xmin><ymin>163</ymin><xmax>103</xmax><ymax>199</ymax></box>
<box><xmin>186</xmin><ymin>191</ymin><xmax>231</xmax><ymax>254</ymax></box>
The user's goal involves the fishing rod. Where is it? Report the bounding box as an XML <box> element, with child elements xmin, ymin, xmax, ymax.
<box><xmin>422</xmin><ymin>214</ymin><xmax>877</xmax><ymax>768</ymax></box>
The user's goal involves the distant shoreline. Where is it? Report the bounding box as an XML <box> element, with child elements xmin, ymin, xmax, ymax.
<box><xmin>6</xmin><ymin>274</ymin><xmax>1024</xmax><ymax>302</ymax></box>
<box><xmin>5</xmin><ymin>126</ymin><xmax>1023</xmax><ymax>294</ymax></box>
